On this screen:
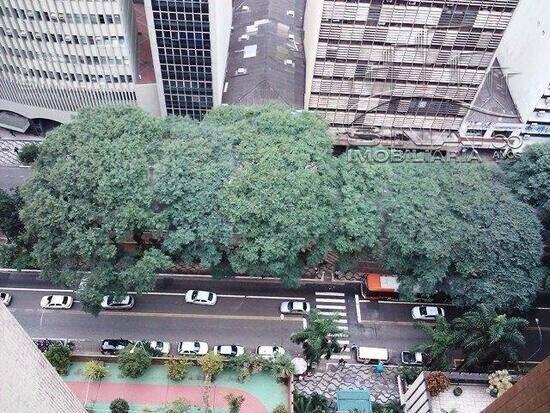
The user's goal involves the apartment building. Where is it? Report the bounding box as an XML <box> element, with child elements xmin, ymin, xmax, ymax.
<box><xmin>304</xmin><ymin>0</ymin><xmax>520</xmax><ymax>148</ymax></box>
<box><xmin>0</xmin><ymin>0</ymin><xmax>159</xmax><ymax>126</ymax></box>
<box><xmin>145</xmin><ymin>0</ymin><xmax>231</xmax><ymax>120</ymax></box>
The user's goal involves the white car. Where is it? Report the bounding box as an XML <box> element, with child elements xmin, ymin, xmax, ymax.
<box><xmin>101</xmin><ymin>295</ymin><xmax>135</xmax><ymax>310</ymax></box>
<box><xmin>147</xmin><ymin>340</ymin><xmax>171</xmax><ymax>355</ymax></box>
<box><xmin>256</xmin><ymin>346</ymin><xmax>285</xmax><ymax>359</ymax></box>
<box><xmin>401</xmin><ymin>351</ymin><xmax>425</xmax><ymax>366</ymax></box>
<box><xmin>411</xmin><ymin>305</ymin><xmax>445</xmax><ymax>320</ymax></box>
<box><xmin>40</xmin><ymin>295</ymin><xmax>73</xmax><ymax>309</ymax></box>
<box><xmin>177</xmin><ymin>341</ymin><xmax>208</xmax><ymax>356</ymax></box>
<box><xmin>185</xmin><ymin>290</ymin><xmax>217</xmax><ymax>306</ymax></box>
<box><xmin>1</xmin><ymin>292</ymin><xmax>12</xmax><ymax>306</ymax></box>
<box><xmin>280</xmin><ymin>301</ymin><xmax>310</xmax><ymax>314</ymax></box>
<box><xmin>214</xmin><ymin>345</ymin><xmax>245</xmax><ymax>358</ymax></box>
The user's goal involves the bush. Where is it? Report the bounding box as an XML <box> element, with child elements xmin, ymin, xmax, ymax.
<box><xmin>271</xmin><ymin>354</ymin><xmax>295</xmax><ymax>381</ymax></box>
<box><xmin>17</xmin><ymin>143</ymin><xmax>40</xmax><ymax>164</ymax></box>
<box><xmin>228</xmin><ymin>354</ymin><xmax>268</xmax><ymax>382</ymax></box>
<box><xmin>272</xmin><ymin>404</ymin><xmax>288</xmax><ymax>413</ymax></box>
<box><xmin>425</xmin><ymin>371</ymin><xmax>450</xmax><ymax>396</ymax></box>
<box><xmin>117</xmin><ymin>346</ymin><xmax>152</xmax><ymax>378</ymax></box>
<box><xmin>198</xmin><ymin>352</ymin><xmax>225</xmax><ymax>382</ymax></box>
<box><xmin>82</xmin><ymin>360</ymin><xmax>108</xmax><ymax>381</ymax></box>
<box><xmin>165</xmin><ymin>357</ymin><xmax>193</xmax><ymax>381</ymax></box>
<box><xmin>45</xmin><ymin>344</ymin><xmax>72</xmax><ymax>375</ymax></box>
<box><xmin>488</xmin><ymin>370</ymin><xmax>513</xmax><ymax>397</ymax></box>
<box><xmin>164</xmin><ymin>398</ymin><xmax>191</xmax><ymax>413</ymax></box>
<box><xmin>226</xmin><ymin>393</ymin><xmax>245</xmax><ymax>413</ymax></box>
<box><xmin>110</xmin><ymin>398</ymin><xmax>129</xmax><ymax>413</ymax></box>
<box><xmin>398</xmin><ymin>366</ymin><xmax>425</xmax><ymax>385</ymax></box>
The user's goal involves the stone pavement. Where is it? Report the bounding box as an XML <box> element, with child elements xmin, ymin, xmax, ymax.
<box><xmin>294</xmin><ymin>363</ymin><xmax>400</xmax><ymax>409</ymax></box>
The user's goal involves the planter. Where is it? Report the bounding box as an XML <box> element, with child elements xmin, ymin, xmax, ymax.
<box><xmin>453</xmin><ymin>387</ymin><xmax>463</xmax><ymax>397</ymax></box>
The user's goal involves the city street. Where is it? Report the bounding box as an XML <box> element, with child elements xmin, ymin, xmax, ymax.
<box><xmin>0</xmin><ymin>270</ymin><xmax>548</xmax><ymax>365</ymax></box>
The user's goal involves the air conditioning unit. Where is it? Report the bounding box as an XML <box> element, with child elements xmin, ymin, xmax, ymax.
<box><xmin>239</xmin><ymin>34</ymin><xmax>249</xmax><ymax>41</ymax></box>
<box><xmin>287</xmin><ymin>10</ymin><xmax>295</xmax><ymax>17</ymax></box>
<box><xmin>284</xmin><ymin>59</ymin><xmax>294</xmax><ymax>65</ymax></box>
<box><xmin>241</xmin><ymin>5</ymin><xmax>250</xmax><ymax>12</ymax></box>
<box><xmin>235</xmin><ymin>68</ymin><xmax>248</xmax><ymax>75</ymax></box>
<box><xmin>288</xmin><ymin>33</ymin><xmax>295</xmax><ymax>40</ymax></box>
<box><xmin>50</xmin><ymin>12</ymin><xmax>58</xmax><ymax>21</ymax></box>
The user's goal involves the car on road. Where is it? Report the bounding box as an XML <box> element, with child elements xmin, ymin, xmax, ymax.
<box><xmin>100</xmin><ymin>338</ymin><xmax>132</xmax><ymax>355</ymax></box>
<box><xmin>185</xmin><ymin>290</ymin><xmax>217</xmax><ymax>306</ymax></box>
<box><xmin>40</xmin><ymin>295</ymin><xmax>73</xmax><ymax>309</ymax></box>
<box><xmin>177</xmin><ymin>341</ymin><xmax>208</xmax><ymax>356</ymax></box>
<box><xmin>214</xmin><ymin>345</ymin><xmax>245</xmax><ymax>358</ymax></box>
<box><xmin>0</xmin><ymin>292</ymin><xmax>12</xmax><ymax>306</ymax></box>
<box><xmin>356</xmin><ymin>346</ymin><xmax>389</xmax><ymax>364</ymax></box>
<box><xmin>280</xmin><ymin>301</ymin><xmax>310</xmax><ymax>315</ymax></box>
<box><xmin>101</xmin><ymin>294</ymin><xmax>135</xmax><ymax>310</ymax></box>
<box><xmin>147</xmin><ymin>340</ymin><xmax>171</xmax><ymax>355</ymax></box>
<box><xmin>401</xmin><ymin>351</ymin><xmax>425</xmax><ymax>365</ymax></box>
<box><xmin>256</xmin><ymin>346</ymin><xmax>285</xmax><ymax>359</ymax></box>
<box><xmin>411</xmin><ymin>305</ymin><xmax>445</xmax><ymax>320</ymax></box>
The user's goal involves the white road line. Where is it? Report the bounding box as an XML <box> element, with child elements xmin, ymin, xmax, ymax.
<box><xmin>303</xmin><ymin>318</ymin><xmax>308</xmax><ymax>329</ymax></box>
<box><xmin>536</xmin><ymin>307</ymin><xmax>550</xmax><ymax>311</ymax></box>
<box><xmin>318</xmin><ymin>311</ymin><xmax>347</xmax><ymax>317</ymax></box>
<box><xmin>337</xmin><ymin>340</ymin><xmax>350</xmax><ymax>345</ymax></box>
<box><xmin>337</xmin><ymin>325</ymin><xmax>349</xmax><ymax>331</ymax></box>
<box><xmin>315</xmin><ymin>292</ymin><xmax>345</xmax><ymax>297</ymax></box>
<box><xmin>315</xmin><ymin>298</ymin><xmax>346</xmax><ymax>304</ymax></box>
<box><xmin>355</xmin><ymin>294</ymin><xmax>362</xmax><ymax>323</ymax></box>
<box><xmin>330</xmin><ymin>354</ymin><xmax>351</xmax><ymax>360</ymax></box>
<box><xmin>316</xmin><ymin>304</ymin><xmax>346</xmax><ymax>310</ymax></box>
<box><xmin>245</xmin><ymin>295</ymin><xmax>305</xmax><ymax>301</ymax></box>
<box><xmin>0</xmin><ymin>287</ymin><xmax>73</xmax><ymax>293</ymax></box>
<box><xmin>335</xmin><ymin>319</ymin><xmax>348</xmax><ymax>324</ymax></box>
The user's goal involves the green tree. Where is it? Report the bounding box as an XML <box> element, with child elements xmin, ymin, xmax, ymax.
<box><xmin>225</xmin><ymin>393</ymin><xmax>245</xmax><ymax>413</ymax></box>
<box><xmin>17</xmin><ymin>142</ymin><xmax>41</xmax><ymax>164</ymax></box>
<box><xmin>117</xmin><ymin>346</ymin><xmax>152</xmax><ymax>378</ymax></box>
<box><xmin>204</xmin><ymin>106</ymin><xmax>338</xmax><ymax>286</ymax></box>
<box><xmin>272</xmin><ymin>404</ymin><xmax>288</xmax><ymax>413</ymax></box>
<box><xmin>0</xmin><ymin>188</ymin><xmax>24</xmax><ymax>242</ymax></box>
<box><xmin>198</xmin><ymin>352</ymin><xmax>225</xmax><ymax>382</ymax></box>
<box><xmin>45</xmin><ymin>344</ymin><xmax>72</xmax><ymax>375</ymax></box>
<box><xmin>165</xmin><ymin>357</ymin><xmax>193</xmax><ymax>381</ymax></box>
<box><xmin>453</xmin><ymin>305</ymin><xmax>528</xmax><ymax>371</ymax></box>
<box><xmin>164</xmin><ymin>398</ymin><xmax>191</xmax><ymax>413</ymax></box>
<box><xmin>292</xmin><ymin>391</ymin><xmax>328</xmax><ymax>413</ymax></box>
<box><xmin>271</xmin><ymin>353</ymin><xmax>296</xmax><ymax>381</ymax></box>
<box><xmin>20</xmin><ymin>106</ymin><xmax>171</xmax><ymax>314</ymax></box>
<box><xmin>291</xmin><ymin>309</ymin><xmax>342</xmax><ymax>367</ymax></box>
<box><xmin>378</xmin><ymin>161</ymin><xmax>544</xmax><ymax>312</ymax></box>
<box><xmin>82</xmin><ymin>360</ymin><xmax>108</xmax><ymax>381</ymax></box>
<box><xmin>414</xmin><ymin>317</ymin><xmax>457</xmax><ymax>371</ymax></box>
<box><xmin>110</xmin><ymin>398</ymin><xmax>129</xmax><ymax>413</ymax></box>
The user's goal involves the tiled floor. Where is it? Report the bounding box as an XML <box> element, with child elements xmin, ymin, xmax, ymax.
<box><xmin>431</xmin><ymin>384</ymin><xmax>495</xmax><ymax>413</ymax></box>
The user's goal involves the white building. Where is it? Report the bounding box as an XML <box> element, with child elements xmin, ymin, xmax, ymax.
<box><xmin>0</xmin><ymin>0</ymin><xmax>160</xmax><ymax>127</ymax></box>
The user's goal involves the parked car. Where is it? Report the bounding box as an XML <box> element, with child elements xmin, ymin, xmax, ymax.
<box><xmin>401</xmin><ymin>351</ymin><xmax>425</xmax><ymax>366</ymax></box>
<box><xmin>213</xmin><ymin>345</ymin><xmax>244</xmax><ymax>358</ymax></box>
<box><xmin>356</xmin><ymin>347</ymin><xmax>389</xmax><ymax>364</ymax></box>
<box><xmin>40</xmin><ymin>295</ymin><xmax>73</xmax><ymax>309</ymax></box>
<box><xmin>100</xmin><ymin>338</ymin><xmax>132</xmax><ymax>355</ymax></box>
<box><xmin>177</xmin><ymin>341</ymin><xmax>208</xmax><ymax>356</ymax></box>
<box><xmin>101</xmin><ymin>295</ymin><xmax>135</xmax><ymax>310</ymax></box>
<box><xmin>185</xmin><ymin>290</ymin><xmax>217</xmax><ymax>306</ymax></box>
<box><xmin>411</xmin><ymin>305</ymin><xmax>445</xmax><ymax>320</ymax></box>
<box><xmin>279</xmin><ymin>301</ymin><xmax>310</xmax><ymax>315</ymax></box>
<box><xmin>0</xmin><ymin>292</ymin><xmax>12</xmax><ymax>306</ymax></box>
<box><xmin>147</xmin><ymin>340</ymin><xmax>171</xmax><ymax>355</ymax></box>
<box><xmin>256</xmin><ymin>346</ymin><xmax>285</xmax><ymax>359</ymax></box>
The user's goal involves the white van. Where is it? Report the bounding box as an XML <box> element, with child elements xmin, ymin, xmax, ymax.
<box><xmin>356</xmin><ymin>347</ymin><xmax>389</xmax><ymax>364</ymax></box>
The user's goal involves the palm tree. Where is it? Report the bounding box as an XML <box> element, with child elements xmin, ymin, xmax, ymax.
<box><xmin>414</xmin><ymin>316</ymin><xmax>457</xmax><ymax>371</ymax></box>
<box><xmin>453</xmin><ymin>305</ymin><xmax>528</xmax><ymax>371</ymax></box>
<box><xmin>291</xmin><ymin>309</ymin><xmax>342</xmax><ymax>368</ymax></box>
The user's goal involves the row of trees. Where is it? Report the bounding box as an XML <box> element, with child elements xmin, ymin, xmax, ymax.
<box><xmin>1</xmin><ymin>105</ymin><xmax>547</xmax><ymax>313</ymax></box>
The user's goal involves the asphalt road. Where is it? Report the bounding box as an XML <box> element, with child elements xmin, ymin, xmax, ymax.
<box><xmin>1</xmin><ymin>271</ymin><xmax>548</xmax><ymax>366</ymax></box>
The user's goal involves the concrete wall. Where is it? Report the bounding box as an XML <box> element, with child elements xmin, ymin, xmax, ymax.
<box><xmin>0</xmin><ymin>303</ymin><xmax>86</xmax><ymax>413</ymax></box>
<box><xmin>303</xmin><ymin>0</ymin><xmax>323</xmax><ymax>108</ymax></box>
<box><xmin>209</xmin><ymin>0</ymin><xmax>232</xmax><ymax>107</ymax></box>
<box><xmin>135</xmin><ymin>83</ymin><xmax>161</xmax><ymax>117</ymax></box>
<box><xmin>497</xmin><ymin>0</ymin><xmax>550</xmax><ymax>122</ymax></box>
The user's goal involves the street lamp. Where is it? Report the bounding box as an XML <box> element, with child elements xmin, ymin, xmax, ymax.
<box><xmin>526</xmin><ymin>318</ymin><xmax>543</xmax><ymax>362</ymax></box>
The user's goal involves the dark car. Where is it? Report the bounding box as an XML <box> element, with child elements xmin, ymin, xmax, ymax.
<box><xmin>100</xmin><ymin>338</ymin><xmax>132</xmax><ymax>355</ymax></box>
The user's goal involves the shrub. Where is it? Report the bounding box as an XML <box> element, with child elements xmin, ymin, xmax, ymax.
<box><xmin>109</xmin><ymin>398</ymin><xmax>129</xmax><ymax>413</ymax></box>
<box><xmin>271</xmin><ymin>354</ymin><xmax>295</xmax><ymax>381</ymax></box>
<box><xmin>228</xmin><ymin>354</ymin><xmax>268</xmax><ymax>382</ymax></box>
<box><xmin>17</xmin><ymin>143</ymin><xmax>40</xmax><ymax>164</ymax></box>
<box><xmin>82</xmin><ymin>360</ymin><xmax>108</xmax><ymax>381</ymax></box>
<box><xmin>226</xmin><ymin>393</ymin><xmax>245</xmax><ymax>413</ymax></box>
<box><xmin>117</xmin><ymin>346</ymin><xmax>152</xmax><ymax>378</ymax></box>
<box><xmin>166</xmin><ymin>357</ymin><xmax>193</xmax><ymax>381</ymax></box>
<box><xmin>425</xmin><ymin>371</ymin><xmax>450</xmax><ymax>396</ymax></box>
<box><xmin>198</xmin><ymin>352</ymin><xmax>224</xmax><ymax>382</ymax></box>
<box><xmin>272</xmin><ymin>404</ymin><xmax>288</xmax><ymax>413</ymax></box>
<box><xmin>164</xmin><ymin>398</ymin><xmax>191</xmax><ymax>413</ymax></box>
<box><xmin>488</xmin><ymin>370</ymin><xmax>513</xmax><ymax>397</ymax></box>
<box><xmin>398</xmin><ymin>366</ymin><xmax>425</xmax><ymax>385</ymax></box>
<box><xmin>45</xmin><ymin>344</ymin><xmax>72</xmax><ymax>375</ymax></box>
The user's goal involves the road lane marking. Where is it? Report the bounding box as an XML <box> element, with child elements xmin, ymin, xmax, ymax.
<box><xmin>337</xmin><ymin>326</ymin><xmax>349</xmax><ymax>330</ymax></box>
<box><xmin>318</xmin><ymin>311</ymin><xmax>347</xmax><ymax>317</ymax></box>
<box><xmin>335</xmin><ymin>319</ymin><xmax>348</xmax><ymax>324</ymax></box>
<box><xmin>315</xmin><ymin>298</ymin><xmax>346</xmax><ymax>303</ymax></box>
<box><xmin>303</xmin><ymin>318</ymin><xmax>308</xmax><ymax>329</ymax></box>
<box><xmin>0</xmin><ymin>287</ymin><xmax>74</xmax><ymax>293</ymax></box>
<box><xmin>330</xmin><ymin>354</ymin><xmax>351</xmax><ymax>360</ymax></box>
<box><xmin>240</xmin><ymin>295</ymin><xmax>305</xmax><ymax>301</ymax></box>
<box><xmin>360</xmin><ymin>320</ymin><xmax>416</xmax><ymax>326</ymax></box>
<box><xmin>355</xmin><ymin>294</ymin><xmax>362</xmax><ymax>323</ymax></box>
<box><xmin>315</xmin><ymin>292</ymin><xmax>345</xmax><ymax>297</ymax></box>
<box><xmin>316</xmin><ymin>304</ymin><xmax>346</xmax><ymax>310</ymax></box>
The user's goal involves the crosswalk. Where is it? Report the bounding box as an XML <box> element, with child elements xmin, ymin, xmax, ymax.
<box><xmin>314</xmin><ymin>291</ymin><xmax>351</xmax><ymax>360</ymax></box>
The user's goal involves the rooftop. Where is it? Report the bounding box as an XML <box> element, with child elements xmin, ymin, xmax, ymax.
<box><xmin>222</xmin><ymin>0</ymin><xmax>306</xmax><ymax>108</ymax></box>
<box><xmin>431</xmin><ymin>384</ymin><xmax>495</xmax><ymax>413</ymax></box>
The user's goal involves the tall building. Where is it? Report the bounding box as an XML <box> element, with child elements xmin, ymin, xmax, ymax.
<box><xmin>0</xmin><ymin>0</ymin><xmax>159</xmax><ymax>127</ymax></box>
<box><xmin>303</xmin><ymin>0</ymin><xmax>520</xmax><ymax>148</ymax></box>
<box><xmin>145</xmin><ymin>0</ymin><xmax>232</xmax><ymax>120</ymax></box>
<box><xmin>0</xmin><ymin>303</ymin><xmax>86</xmax><ymax>412</ymax></box>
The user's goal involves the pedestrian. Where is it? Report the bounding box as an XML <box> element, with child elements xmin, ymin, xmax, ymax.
<box><xmin>351</xmin><ymin>343</ymin><xmax>357</xmax><ymax>352</ymax></box>
<box><xmin>338</xmin><ymin>357</ymin><xmax>345</xmax><ymax>368</ymax></box>
<box><xmin>375</xmin><ymin>361</ymin><xmax>385</xmax><ymax>375</ymax></box>
<box><xmin>341</xmin><ymin>344</ymin><xmax>348</xmax><ymax>352</ymax></box>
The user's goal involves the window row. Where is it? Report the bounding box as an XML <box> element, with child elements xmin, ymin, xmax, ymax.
<box><xmin>0</xmin><ymin>28</ymin><xmax>125</xmax><ymax>46</ymax></box>
<box><xmin>1</xmin><ymin>46</ymin><xmax>128</xmax><ymax>66</ymax></box>
<box><xmin>0</xmin><ymin>64</ymin><xmax>133</xmax><ymax>84</ymax></box>
<box><xmin>0</xmin><ymin>8</ymin><xmax>121</xmax><ymax>25</ymax></box>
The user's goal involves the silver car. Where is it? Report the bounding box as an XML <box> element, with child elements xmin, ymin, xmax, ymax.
<box><xmin>177</xmin><ymin>341</ymin><xmax>208</xmax><ymax>356</ymax></box>
<box><xmin>101</xmin><ymin>295</ymin><xmax>135</xmax><ymax>310</ymax></box>
<box><xmin>40</xmin><ymin>295</ymin><xmax>73</xmax><ymax>309</ymax></box>
<box><xmin>185</xmin><ymin>290</ymin><xmax>217</xmax><ymax>306</ymax></box>
<box><xmin>280</xmin><ymin>301</ymin><xmax>310</xmax><ymax>314</ymax></box>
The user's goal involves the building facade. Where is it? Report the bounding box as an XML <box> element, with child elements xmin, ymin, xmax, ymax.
<box><xmin>304</xmin><ymin>0</ymin><xmax>520</xmax><ymax>148</ymax></box>
<box><xmin>0</xmin><ymin>303</ymin><xmax>86</xmax><ymax>412</ymax></box>
<box><xmin>145</xmin><ymin>0</ymin><xmax>231</xmax><ymax>120</ymax></box>
<box><xmin>0</xmin><ymin>0</ymin><xmax>149</xmax><ymax>124</ymax></box>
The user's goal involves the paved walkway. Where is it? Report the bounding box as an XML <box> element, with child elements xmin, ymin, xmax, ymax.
<box><xmin>295</xmin><ymin>363</ymin><xmax>400</xmax><ymax>408</ymax></box>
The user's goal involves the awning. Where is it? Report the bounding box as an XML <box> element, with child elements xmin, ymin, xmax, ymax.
<box><xmin>0</xmin><ymin>111</ymin><xmax>30</xmax><ymax>133</ymax></box>
<box><xmin>291</xmin><ymin>357</ymin><xmax>307</xmax><ymax>375</ymax></box>
<box><xmin>336</xmin><ymin>389</ymin><xmax>373</xmax><ymax>413</ymax></box>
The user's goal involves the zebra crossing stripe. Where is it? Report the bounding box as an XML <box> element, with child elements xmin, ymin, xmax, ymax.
<box><xmin>337</xmin><ymin>325</ymin><xmax>349</xmax><ymax>330</ymax></box>
<box><xmin>318</xmin><ymin>311</ymin><xmax>347</xmax><ymax>317</ymax></box>
<box><xmin>335</xmin><ymin>319</ymin><xmax>348</xmax><ymax>324</ymax></box>
<box><xmin>315</xmin><ymin>298</ymin><xmax>346</xmax><ymax>304</ymax></box>
<box><xmin>329</xmin><ymin>354</ymin><xmax>351</xmax><ymax>360</ymax></box>
<box><xmin>316</xmin><ymin>304</ymin><xmax>346</xmax><ymax>310</ymax></box>
<box><xmin>315</xmin><ymin>292</ymin><xmax>346</xmax><ymax>297</ymax></box>
<box><xmin>337</xmin><ymin>340</ymin><xmax>350</xmax><ymax>345</ymax></box>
